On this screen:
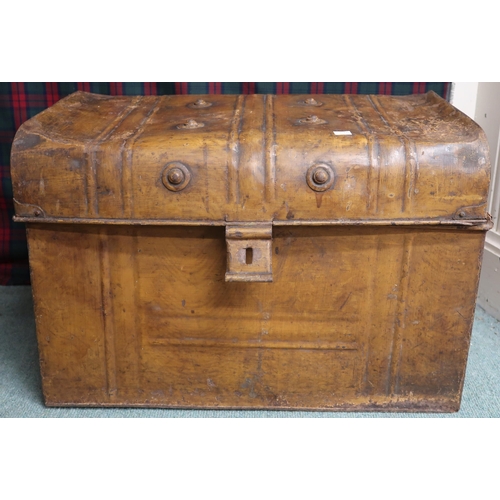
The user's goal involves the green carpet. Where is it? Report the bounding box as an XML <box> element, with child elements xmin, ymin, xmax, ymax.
<box><xmin>1</xmin><ymin>285</ymin><xmax>499</xmax><ymax>418</ymax></box>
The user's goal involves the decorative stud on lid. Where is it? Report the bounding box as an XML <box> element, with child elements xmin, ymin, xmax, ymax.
<box><xmin>306</xmin><ymin>163</ymin><xmax>335</xmax><ymax>192</ymax></box>
<box><xmin>297</xmin><ymin>115</ymin><xmax>328</xmax><ymax>125</ymax></box>
<box><xmin>177</xmin><ymin>119</ymin><xmax>204</xmax><ymax>129</ymax></box>
<box><xmin>298</xmin><ymin>97</ymin><xmax>324</xmax><ymax>106</ymax></box>
<box><xmin>162</xmin><ymin>162</ymin><xmax>192</xmax><ymax>192</ymax></box>
<box><xmin>187</xmin><ymin>98</ymin><xmax>213</xmax><ymax>109</ymax></box>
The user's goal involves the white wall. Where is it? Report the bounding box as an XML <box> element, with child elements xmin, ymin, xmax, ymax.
<box><xmin>474</xmin><ymin>83</ymin><xmax>500</xmax><ymax>225</ymax></box>
<box><xmin>450</xmin><ymin>82</ymin><xmax>479</xmax><ymax>118</ymax></box>
<box><xmin>467</xmin><ymin>83</ymin><xmax>500</xmax><ymax>319</ymax></box>
<box><xmin>444</xmin><ymin>83</ymin><xmax>500</xmax><ymax>318</ymax></box>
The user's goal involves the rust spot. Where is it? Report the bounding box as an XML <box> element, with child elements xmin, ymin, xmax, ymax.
<box><xmin>241</xmin><ymin>378</ymin><xmax>252</xmax><ymax>389</ymax></box>
<box><xmin>315</xmin><ymin>192</ymin><xmax>323</xmax><ymax>208</ymax></box>
<box><xmin>339</xmin><ymin>292</ymin><xmax>352</xmax><ymax>311</ymax></box>
<box><xmin>15</xmin><ymin>133</ymin><xmax>42</xmax><ymax>149</ymax></box>
<box><xmin>97</xmin><ymin>188</ymin><xmax>113</xmax><ymax>196</ymax></box>
<box><xmin>42</xmin><ymin>149</ymin><xmax>58</xmax><ymax>157</ymax></box>
<box><xmin>69</xmin><ymin>159</ymin><xmax>83</xmax><ymax>171</ymax></box>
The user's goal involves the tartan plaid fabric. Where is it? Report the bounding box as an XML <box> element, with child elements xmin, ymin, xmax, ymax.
<box><xmin>0</xmin><ymin>82</ymin><xmax>451</xmax><ymax>285</ymax></box>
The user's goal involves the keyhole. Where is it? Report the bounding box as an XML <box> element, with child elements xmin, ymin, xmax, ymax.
<box><xmin>246</xmin><ymin>247</ymin><xmax>253</xmax><ymax>265</ymax></box>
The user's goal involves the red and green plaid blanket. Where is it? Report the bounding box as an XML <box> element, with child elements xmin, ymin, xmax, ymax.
<box><xmin>0</xmin><ymin>82</ymin><xmax>451</xmax><ymax>285</ymax></box>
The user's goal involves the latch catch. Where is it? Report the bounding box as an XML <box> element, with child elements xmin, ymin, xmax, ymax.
<box><xmin>225</xmin><ymin>223</ymin><xmax>273</xmax><ymax>282</ymax></box>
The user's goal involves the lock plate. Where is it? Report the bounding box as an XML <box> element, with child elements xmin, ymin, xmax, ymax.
<box><xmin>225</xmin><ymin>223</ymin><xmax>273</xmax><ymax>282</ymax></box>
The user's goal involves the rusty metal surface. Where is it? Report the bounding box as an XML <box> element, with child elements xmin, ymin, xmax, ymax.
<box><xmin>10</xmin><ymin>92</ymin><xmax>492</xmax><ymax>411</ymax></box>
<box><xmin>12</xmin><ymin>214</ymin><xmax>494</xmax><ymax>230</ymax></box>
<box><xmin>225</xmin><ymin>223</ymin><xmax>273</xmax><ymax>282</ymax></box>
<box><xmin>11</xmin><ymin>91</ymin><xmax>491</xmax><ymax>224</ymax></box>
<box><xmin>25</xmin><ymin>224</ymin><xmax>486</xmax><ymax>411</ymax></box>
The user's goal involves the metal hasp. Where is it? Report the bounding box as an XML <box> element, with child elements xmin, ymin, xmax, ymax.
<box><xmin>225</xmin><ymin>223</ymin><xmax>273</xmax><ymax>282</ymax></box>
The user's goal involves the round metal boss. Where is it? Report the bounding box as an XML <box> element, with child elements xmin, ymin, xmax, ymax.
<box><xmin>298</xmin><ymin>97</ymin><xmax>324</xmax><ymax>107</ymax></box>
<box><xmin>306</xmin><ymin>163</ymin><xmax>335</xmax><ymax>192</ymax></box>
<box><xmin>162</xmin><ymin>162</ymin><xmax>191</xmax><ymax>192</ymax></box>
<box><xmin>297</xmin><ymin>115</ymin><xmax>328</xmax><ymax>125</ymax></box>
<box><xmin>187</xmin><ymin>98</ymin><xmax>212</xmax><ymax>109</ymax></box>
<box><xmin>177</xmin><ymin>119</ymin><xmax>204</xmax><ymax>129</ymax></box>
